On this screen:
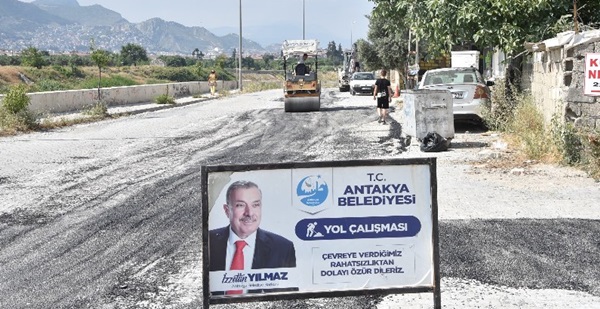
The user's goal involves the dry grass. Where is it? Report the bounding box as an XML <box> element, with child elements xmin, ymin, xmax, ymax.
<box><xmin>507</xmin><ymin>100</ymin><xmax>561</xmax><ymax>163</ymax></box>
<box><xmin>0</xmin><ymin>66</ymin><xmax>27</xmax><ymax>85</ymax></box>
<box><xmin>475</xmin><ymin>153</ymin><xmax>540</xmax><ymax>172</ymax></box>
<box><xmin>0</xmin><ymin>65</ymin><xmax>170</xmax><ymax>91</ymax></box>
<box><xmin>479</xmin><ymin>87</ymin><xmax>599</xmax><ymax>181</ymax></box>
<box><xmin>38</xmin><ymin>115</ymin><xmax>111</xmax><ymax>130</ymax></box>
<box><xmin>319</xmin><ymin>71</ymin><xmax>338</xmax><ymax>88</ymax></box>
<box><xmin>240</xmin><ymin>70</ymin><xmax>338</xmax><ymax>92</ymax></box>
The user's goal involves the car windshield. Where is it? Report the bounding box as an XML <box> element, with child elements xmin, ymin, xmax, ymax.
<box><xmin>423</xmin><ymin>69</ymin><xmax>483</xmax><ymax>85</ymax></box>
<box><xmin>353</xmin><ymin>73</ymin><xmax>374</xmax><ymax>80</ymax></box>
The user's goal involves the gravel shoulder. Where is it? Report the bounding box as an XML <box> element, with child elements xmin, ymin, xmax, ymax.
<box><xmin>376</xmin><ymin>99</ymin><xmax>600</xmax><ymax>309</ymax></box>
<box><xmin>0</xmin><ymin>89</ymin><xmax>598</xmax><ymax>309</ymax></box>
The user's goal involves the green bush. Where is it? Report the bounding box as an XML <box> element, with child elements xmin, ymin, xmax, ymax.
<box><xmin>0</xmin><ymin>85</ymin><xmax>9</xmax><ymax>94</ymax></box>
<box><xmin>155</xmin><ymin>94</ymin><xmax>175</xmax><ymax>104</ymax></box>
<box><xmin>0</xmin><ymin>107</ymin><xmax>37</xmax><ymax>134</ymax></box>
<box><xmin>550</xmin><ymin>114</ymin><xmax>583</xmax><ymax>165</ymax></box>
<box><xmin>151</xmin><ymin>67</ymin><xmax>197</xmax><ymax>82</ymax></box>
<box><xmin>33</xmin><ymin>79</ymin><xmax>68</xmax><ymax>92</ymax></box>
<box><xmin>481</xmin><ymin>80</ymin><xmax>518</xmax><ymax>131</ymax></box>
<box><xmin>2</xmin><ymin>84</ymin><xmax>30</xmax><ymax>114</ymax></box>
<box><xmin>69</xmin><ymin>65</ymin><xmax>85</xmax><ymax>78</ymax></box>
<box><xmin>52</xmin><ymin>65</ymin><xmax>85</xmax><ymax>78</ymax></box>
<box><xmin>23</xmin><ymin>67</ymin><xmax>63</xmax><ymax>81</ymax></box>
<box><xmin>0</xmin><ymin>84</ymin><xmax>37</xmax><ymax>134</ymax></box>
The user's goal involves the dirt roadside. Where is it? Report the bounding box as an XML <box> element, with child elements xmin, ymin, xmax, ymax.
<box><xmin>0</xmin><ymin>88</ymin><xmax>598</xmax><ymax>309</ymax></box>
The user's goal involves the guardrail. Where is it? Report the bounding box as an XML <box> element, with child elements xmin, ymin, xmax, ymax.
<box><xmin>0</xmin><ymin>80</ymin><xmax>238</xmax><ymax>114</ymax></box>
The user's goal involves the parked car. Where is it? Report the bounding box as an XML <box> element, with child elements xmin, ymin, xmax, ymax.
<box><xmin>418</xmin><ymin>67</ymin><xmax>494</xmax><ymax>122</ymax></box>
<box><xmin>349</xmin><ymin>72</ymin><xmax>376</xmax><ymax>95</ymax></box>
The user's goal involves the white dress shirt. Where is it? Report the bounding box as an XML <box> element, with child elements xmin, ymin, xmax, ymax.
<box><xmin>225</xmin><ymin>228</ymin><xmax>257</xmax><ymax>271</ymax></box>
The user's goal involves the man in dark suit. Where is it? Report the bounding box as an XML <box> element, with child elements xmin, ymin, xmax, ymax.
<box><xmin>209</xmin><ymin>180</ymin><xmax>297</xmax><ymax>295</ymax></box>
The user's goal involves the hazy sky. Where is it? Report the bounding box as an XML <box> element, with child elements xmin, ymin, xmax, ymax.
<box><xmin>22</xmin><ymin>0</ymin><xmax>374</xmax><ymax>47</ymax></box>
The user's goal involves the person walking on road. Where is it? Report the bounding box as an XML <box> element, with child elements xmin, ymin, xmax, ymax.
<box><xmin>373</xmin><ymin>69</ymin><xmax>393</xmax><ymax>124</ymax></box>
<box><xmin>208</xmin><ymin>69</ymin><xmax>218</xmax><ymax>96</ymax></box>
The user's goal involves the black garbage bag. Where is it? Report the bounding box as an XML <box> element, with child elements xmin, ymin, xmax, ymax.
<box><xmin>420</xmin><ymin>132</ymin><xmax>449</xmax><ymax>152</ymax></box>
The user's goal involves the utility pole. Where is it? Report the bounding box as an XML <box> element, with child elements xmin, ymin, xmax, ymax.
<box><xmin>303</xmin><ymin>0</ymin><xmax>305</xmax><ymax>39</ymax></box>
<box><xmin>574</xmin><ymin>0</ymin><xmax>579</xmax><ymax>33</ymax></box>
<box><xmin>350</xmin><ymin>21</ymin><xmax>356</xmax><ymax>49</ymax></box>
<box><xmin>238</xmin><ymin>0</ymin><xmax>243</xmax><ymax>91</ymax></box>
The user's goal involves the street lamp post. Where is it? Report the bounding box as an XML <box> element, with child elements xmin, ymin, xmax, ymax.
<box><xmin>238</xmin><ymin>0</ymin><xmax>243</xmax><ymax>91</ymax></box>
<box><xmin>303</xmin><ymin>0</ymin><xmax>305</xmax><ymax>39</ymax></box>
<box><xmin>238</xmin><ymin>0</ymin><xmax>242</xmax><ymax>92</ymax></box>
<box><xmin>350</xmin><ymin>21</ymin><xmax>356</xmax><ymax>49</ymax></box>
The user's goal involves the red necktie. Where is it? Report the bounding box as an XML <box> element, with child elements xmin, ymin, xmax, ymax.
<box><xmin>226</xmin><ymin>240</ymin><xmax>247</xmax><ymax>295</ymax></box>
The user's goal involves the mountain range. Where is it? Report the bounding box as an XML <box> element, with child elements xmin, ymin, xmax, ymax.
<box><xmin>0</xmin><ymin>0</ymin><xmax>272</xmax><ymax>55</ymax></box>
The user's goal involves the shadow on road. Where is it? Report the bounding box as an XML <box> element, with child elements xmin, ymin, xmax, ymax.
<box><xmin>450</xmin><ymin>120</ymin><xmax>491</xmax><ymax>149</ymax></box>
<box><xmin>454</xmin><ymin>120</ymin><xmax>488</xmax><ymax>133</ymax></box>
<box><xmin>319</xmin><ymin>106</ymin><xmax>372</xmax><ymax>112</ymax></box>
<box><xmin>450</xmin><ymin>141</ymin><xmax>489</xmax><ymax>149</ymax></box>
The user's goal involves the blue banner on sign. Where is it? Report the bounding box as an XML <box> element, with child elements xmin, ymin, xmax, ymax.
<box><xmin>295</xmin><ymin>216</ymin><xmax>421</xmax><ymax>240</ymax></box>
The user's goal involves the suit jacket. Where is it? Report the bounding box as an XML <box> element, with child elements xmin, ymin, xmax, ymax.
<box><xmin>209</xmin><ymin>226</ymin><xmax>297</xmax><ymax>294</ymax></box>
<box><xmin>210</xmin><ymin>226</ymin><xmax>296</xmax><ymax>270</ymax></box>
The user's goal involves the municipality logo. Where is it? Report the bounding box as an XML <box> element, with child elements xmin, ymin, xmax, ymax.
<box><xmin>296</xmin><ymin>175</ymin><xmax>328</xmax><ymax>207</ymax></box>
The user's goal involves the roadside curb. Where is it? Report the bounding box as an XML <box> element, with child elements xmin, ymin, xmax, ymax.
<box><xmin>109</xmin><ymin>96</ymin><xmax>210</xmax><ymax>117</ymax></box>
<box><xmin>40</xmin><ymin>95</ymin><xmax>220</xmax><ymax>124</ymax></box>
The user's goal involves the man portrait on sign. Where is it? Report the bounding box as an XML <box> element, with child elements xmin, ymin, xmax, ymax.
<box><xmin>209</xmin><ymin>180</ymin><xmax>297</xmax><ymax>295</ymax></box>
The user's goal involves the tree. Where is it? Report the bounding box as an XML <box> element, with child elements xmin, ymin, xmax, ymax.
<box><xmin>367</xmin><ymin>0</ymin><xmax>600</xmax><ymax>91</ymax></box>
<box><xmin>192</xmin><ymin>48</ymin><xmax>204</xmax><ymax>60</ymax></box>
<box><xmin>574</xmin><ymin>0</ymin><xmax>600</xmax><ymax>27</ymax></box>
<box><xmin>369</xmin><ymin>0</ymin><xmax>600</xmax><ymax>58</ymax></box>
<box><xmin>365</xmin><ymin>10</ymin><xmax>410</xmax><ymax>72</ymax></box>
<box><xmin>69</xmin><ymin>54</ymin><xmax>84</xmax><ymax>66</ymax></box>
<box><xmin>262</xmin><ymin>54</ymin><xmax>275</xmax><ymax>69</ymax></box>
<box><xmin>194</xmin><ymin>61</ymin><xmax>204</xmax><ymax>78</ymax></box>
<box><xmin>355</xmin><ymin>39</ymin><xmax>381</xmax><ymax>73</ymax></box>
<box><xmin>21</xmin><ymin>47</ymin><xmax>45</xmax><ymax>69</ymax></box>
<box><xmin>90</xmin><ymin>40</ymin><xmax>111</xmax><ymax>100</ymax></box>
<box><xmin>243</xmin><ymin>56</ymin><xmax>261</xmax><ymax>70</ymax></box>
<box><xmin>215</xmin><ymin>54</ymin><xmax>227</xmax><ymax>70</ymax></box>
<box><xmin>159</xmin><ymin>55</ymin><xmax>187</xmax><ymax>67</ymax></box>
<box><xmin>229</xmin><ymin>48</ymin><xmax>238</xmax><ymax>68</ymax></box>
<box><xmin>120</xmin><ymin>43</ymin><xmax>148</xmax><ymax>66</ymax></box>
<box><xmin>325</xmin><ymin>41</ymin><xmax>343</xmax><ymax>66</ymax></box>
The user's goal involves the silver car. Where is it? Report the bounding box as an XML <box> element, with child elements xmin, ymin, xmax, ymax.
<box><xmin>418</xmin><ymin>67</ymin><xmax>494</xmax><ymax>122</ymax></box>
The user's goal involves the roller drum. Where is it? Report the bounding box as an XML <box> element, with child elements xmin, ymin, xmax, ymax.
<box><xmin>284</xmin><ymin>96</ymin><xmax>320</xmax><ymax>112</ymax></box>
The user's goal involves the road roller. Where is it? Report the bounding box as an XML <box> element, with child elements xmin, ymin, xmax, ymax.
<box><xmin>282</xmin><ymin>39</ymin><xmax>321</xmax><ymax>112</ymax></box>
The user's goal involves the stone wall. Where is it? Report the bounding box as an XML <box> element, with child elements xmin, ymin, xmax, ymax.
<box><xmin>521</xmin><ymin>32</ymin><xmax>600</xmax><ymax>130</ymax></box>
<box><xmin>564</xmin><ymin>42</ymin><xmax>600</xmax><ymax>129</ymax></box>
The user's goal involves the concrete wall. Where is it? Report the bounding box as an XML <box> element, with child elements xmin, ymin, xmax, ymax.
<box><xmin>0</xmin><ymin>80</ymin><xmax>237</xmax><ymax>114</ymax></box>
<box><xmin>521</xmin><ymin>37</ymin><xmax>600</xmax><ymax>130</ymax></box>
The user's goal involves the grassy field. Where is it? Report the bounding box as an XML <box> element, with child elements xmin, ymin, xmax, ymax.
<box><xmin>0</xmin><ymin>65</ymin><xmax>340</xmax><ymax>93</ymax></box>
<box><xmin>0</xmin><ymin>65</ymin><xmax>340</xmax><ymax>135</ymax></box>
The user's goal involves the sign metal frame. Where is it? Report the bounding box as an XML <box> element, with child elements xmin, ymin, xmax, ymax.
<box><xmin>201</xmin><ymin>158</ymin><xmax>441</xmax><ymax>308</ymax></box>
